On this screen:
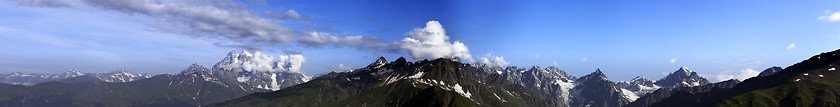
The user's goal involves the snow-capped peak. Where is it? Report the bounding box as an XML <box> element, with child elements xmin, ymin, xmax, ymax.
<box><xmin>62</xmin><ymin>69</ymin><xmax>85</xmax><ymax>78</ymax></box>
<box><xmin>589</xmin><ymin>69</ymin><xmax>608</xmax><ymax>80</ymax></box>
<box><xmin>630</xmin><ymin>76</ymin><xmax>650</xmax><ymax>82</ymax></box>
<box><xmin>676</xmin><ymin>67</ymin><xmax>692</xmax><ymax>75</ymax></box>
<box><xmin>366</xmin><ymin>56</ymin><xmax>389</xmax><ymax>69</ymax></box>
<box><xmin>95</xmin><ymin>69</ymin><xmax>151</xmax><ymax>83</ymax></box>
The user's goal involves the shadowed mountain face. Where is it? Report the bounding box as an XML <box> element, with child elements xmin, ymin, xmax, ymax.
<box><xmin>757</xmin><ymin>66</ymin><xmax>784</xmax><ymax>77</ymax></box>
<box><xmin>569</xmin><ymin>69</ymin><xmax>632</xmax><ymax>107</ymax></box>
<box><xmin>654</xmin><ymin>67</ymin><xmax>710</xmax><ymax>88</ymax></box>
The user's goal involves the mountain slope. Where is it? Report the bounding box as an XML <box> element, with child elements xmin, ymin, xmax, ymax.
<box><xmin>645</xmin><ymin>49</ymin><xmax>840</xmax><ymax>107</ymax></box>
<box><xmin>616</xmin><ymin>76</ymin><xmax>659</xmax><ymax>97</ymax></box>
<box><xmin>717</xmin><ymin>52</ymin><xmax>840</xmax><ymax>106</ymax></box>
<box><xmin>757</xmin><ymin>66</ymin><xmax>783</xmax><ymax>77</ymax></box>
<box><xmin>625</xmin><ymin>79</ymin><xmax>740</xmax><ymax>107</ymax></box>
<box><xmin>654</xmin><ymin>67</ymin><xmax>710</xmax><ymax>88</ymax></box>
<box><xmin>569</xmin><ymin>69</ymin><xmax>632</xmax><ymax>107</ymax></box>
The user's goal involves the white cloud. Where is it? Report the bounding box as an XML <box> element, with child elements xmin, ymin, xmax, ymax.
<box><xmin>818</xmin><ymin>11</ymin><xmax>840</xmax><ymax>22</ymax></box>
<box><xmin>395</xmin><ymin>21</ymin><xmax>473</xmax><ymax>61</ymax></box>
<box><xmin>475</xmin><ymin>53</ymin><xmax>510</xmax><ymax>67</ymax></box>
<box><xmin>582</xmin><ymin>57</ymin><xmax>588</xmax><ymax>62</ymax></box>
<box><xmin>11</xmin><ymin>0</ymin><xmax>380</xmax><ymax>50</ymax></box>
<box><xmin>786</xmin><ymin>43</ymin><xmax>796</xmax><ymax>50</ymax></box>
<box><xmin>327</xmin><ymin>64</ymin><xmax>353</xmax><ymax>72</ymax></box>
<box><xmin>10</xmin><ymin>0</ymin><xmax>79</xmax><ymax>7</ymax></box>
<box><xmin>535</xmin><ymin>54</ymin><xmax>540</xmax><ymax>60</ymax></box>
<box><xmin>221</xmin><ymin>50</ymin><xmax>306</xmax><ymax>73</ymax></box>
<box><xmin>699</xmin><ymin>68</ymin><xmax>761</xmax><ymax>82</ymax></box>
<box><xmin>661</xmin><ymin>72</ymin><xmax>669</xmax><ymax>76</ymax></box>
<box><xmin>670</xmin><ymin>57</ymin><xmax>678</xmax><ymax>64</ymax></box>
<box><xmin>553</xmin><ymin>61</ymin><xmax>558</xmax><ymax>66</ymax></box>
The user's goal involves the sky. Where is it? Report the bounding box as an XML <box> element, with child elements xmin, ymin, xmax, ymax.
<box><xmin>1</xmin><ymin>0</ymin><xmax>839</xmax><ymax>82</ymax></box>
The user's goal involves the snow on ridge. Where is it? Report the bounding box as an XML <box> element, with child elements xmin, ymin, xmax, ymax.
<box><xmin>621</xmin><ymin>88</ymin><xmax>639</xmax><ymax>101</ymax></box>
<box><xmin>408</xmin><ymin>72</ymin><xmax>425</xmax><ymax>79</ymax></box>
<box><xmin>413</xmin><ymin>79</ymin><xmax>473</xmax><ymax>100</ymax></box>
<box><xmin>237</xmin><ymin>76</ymin><xmax>250</xmax><ymax>83</ymax></box>
<box><xmin>451</xmin><ymin>83</ymin><xmax>473</xmax><ymax>99</ymax></box>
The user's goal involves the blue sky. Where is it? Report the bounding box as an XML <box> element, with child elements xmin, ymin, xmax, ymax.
<box><xmin>1</xmin><ymin>0</ymin><xmax>839</xmax><ymax>82</ymax></box>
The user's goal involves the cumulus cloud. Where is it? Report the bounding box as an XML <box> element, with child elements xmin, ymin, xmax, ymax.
<box><xmin>818</xmin><ymin>11</ymin><xmax>840</xmax><ymax>22</ymax></box>
<box><xmin>786</xmin><ymin>43</ymin><xmax>796</xmax><ymax>50</ymax></box>
<box><xmin>475</xmin><ymin>53</ymin><xmax>510</xmax><ymax>67</ymax></box>
<box><xmin>699</xmin><ymin>68</ymin><xmax>761</xmax><ymax>82</ymax></box>
<box><xmin>670</xmin><ymin>57</ymin><xmax>678</xmax><ymax>63</ymax></box>
<box><xmin>265</xmin><ymin>10</ymin><xmax>312</xmax><ymax>22</ymax></box>
<box><xmin>11</xmin><ymin>0</ymin><xmax>381</xmax><ymax>50</ymax></box>
<box><xmin>395</xmin><ymin>21</ymin><xmax>473</xmax><ymax>61</ymax></box>
<box><xmin>220</xmin><ymin>50</ymin><xmax>306</xmax><ymax>73</ymax></box>
<box><xmin>10</xmin><ymin>0</ymin><xmax>79</xmax><ymax>7</ymax></box>
<box><xmin>327</xmin><ymin>64</ymin><xmax>354</xmax><ymax>72</ymax></box>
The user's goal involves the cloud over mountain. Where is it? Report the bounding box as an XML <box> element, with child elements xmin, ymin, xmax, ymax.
<box><xmin>476</xmin><ymin>53</ymin><xmax>510</xmax><ymax>67</ymax></box>
<box><xmin>394</xmin><ymin>21</ymin><xmax>473</xmax><ymax>61</ymax></box>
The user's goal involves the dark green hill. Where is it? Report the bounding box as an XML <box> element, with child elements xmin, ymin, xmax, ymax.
<box><xmin>639</xmin><ymin>49</ymin><xmax>840</xmax><ymax>107</ymax></box>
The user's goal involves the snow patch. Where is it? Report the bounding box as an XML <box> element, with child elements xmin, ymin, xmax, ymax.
<box><xmin>413</xmin><ymin>79</ymin><xmax>473</xmax><ymax>100</ymax></box>
<box><xmin>493</xmin><ymin>93</ymin><xmax>507</xmax><ymax>102</ymax></box>
<box><xmin>269</xmin><ymin>73</ymin><xmax>280</xmax><ymax>91</ymax></box>
<box><xmin>451</xmin><ymin>83</ymin><xmax>472</xmax><ymax>99</ymax></box>
<box><xmin>408</xmin><ymin>72</ymin><xmax>425</xmax><ymax>79</ymax></box>
<box><xmin>819</xmin><ymin>75</ymin><xmax>824</xmax><ymax>78</ymax></box>
<box><xmin>621</xmin><ymin>88</ymin><xmax>639</xmax><ymax>101</ymax></box>
<box><xmin>236</xmin><ymin>76</ymin><xmax>250</xmax><ymax>83</ymax></box>
<box><xmin>830</xmin><ymin>68</ymin><xmax>836</xmax><ymax>71</ymax></box>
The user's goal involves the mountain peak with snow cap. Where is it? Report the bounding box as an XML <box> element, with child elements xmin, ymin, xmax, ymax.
<box><xmin>654</xmin><ymin>67</ymin><xmax>710</xmax><ymax>88</ymax></box>
<box><xmin>366</xmin><ymin>56</ymin><xmax>389</xmax><ymax>69</ymax></box>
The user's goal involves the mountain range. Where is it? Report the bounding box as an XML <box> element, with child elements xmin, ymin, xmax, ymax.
<box><xmin>0</xmin><ymin>68</ymin><xmax>150</xmax><ymax>85</ymax></box>
<box><xmin>0</xmin><ymin>50</ymin><xmax>309</xmax><ymax>107</ymax></box>
<box><xmin>1</xmin><ymin>49</ymin><xmax>839</xmax><ymax>107</ymax></box>
<box><xmin>210</xmin><ymin>58</ymin><xmax>714</xmax><ymax>107</ymax></box>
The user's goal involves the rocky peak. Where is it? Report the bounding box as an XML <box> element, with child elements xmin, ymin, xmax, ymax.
<box><xmin>181</xmin><ymin>63</ymin><xmax>211</xmax><ymax>74</ymax></box>
<box><xmin>654</xmin><ymin>67</ymin><xmax>710</xmax><ymax>88</ymax></box>
<box><xmin>676</xmin><ymin>67</ymin><xmax>692</xmax><ymax>76</ymax></box>
<box><xmin>366</xmin><ymin>56</ymin><xmax>389</xmax><ymax>69</ymax></box>
<box><xmin>757</xmin><ymin>66</ymin><xmax>783</xmax><ymax>77</ymax></box>
<box><xmin>395</xmin><ymin>57</ymin><xmax>407</xmax><ymax>63</ymax></box>
<box><xmin>631</xmin><ymin>76</ymin><xmax>652</xmax><ymax>82</ymax></box>
<box><xmin>62</xmin><ymin>69</ymin><xmax>85</xmax><ymax>78</ymax></box>
<box><xmin>582</xmin><ymin>69</ymin><xmax>608</xmax><ymax>81</ymax></box>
